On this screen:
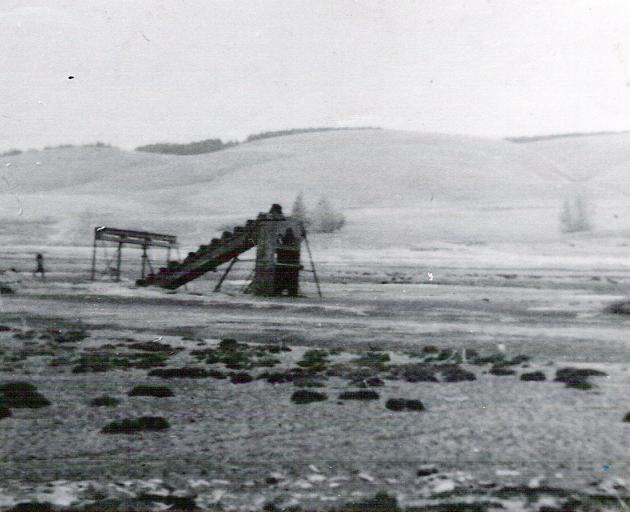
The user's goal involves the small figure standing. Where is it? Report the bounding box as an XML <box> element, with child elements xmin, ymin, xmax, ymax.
<box><xmin>34</xmin><ymin>253</ymin><xmax>45</xmax><ymax>278</ymax></box>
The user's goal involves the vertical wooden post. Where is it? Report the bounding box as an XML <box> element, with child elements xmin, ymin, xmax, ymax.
<box><xmin>115</xmin><ymin>242</ymin><xmax>122</xmax><ymax>282</ymax></box>
<box><xmin>90</xmin><ymin>228</ymin><xmax>98</xmax><ymax>281</ymax></box>
<box><xmin>141</xmin><ymin>244</ymin><xmax>148</xmax><ymax>279</ymax></box>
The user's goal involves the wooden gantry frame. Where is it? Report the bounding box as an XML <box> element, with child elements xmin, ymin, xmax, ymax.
<box><xmin>90</xmin><ymin>227</ymin><xmax>178</xmax><ymax>282</ymax></box>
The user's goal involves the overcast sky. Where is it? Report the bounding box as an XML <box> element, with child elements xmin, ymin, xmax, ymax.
<box><xmin>2</xmin><ymin>0</ymin><xmax>630</xmax><ymax>151</ymax></box>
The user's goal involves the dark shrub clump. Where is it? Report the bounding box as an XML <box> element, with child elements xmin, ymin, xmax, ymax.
<box><xmin>489</xmin><ymin>367</ymin><xmax>516</xmax><ymax>376</ymax></box>
<box><xmin>440</xmin><ymin>365</ymin><xmax>476</xmax><ymax>382</ymax></box>
<box><xmin>128</xmin><ymin>385</ymin><xmax>174</xmax><ymax>398</ymax></box>
<box><xmin>521</xmin><ymin>371</ymin><xmax>546</xmax><ymax>382</ymax></box>
<box><xmin>339</xmin><ymin>390</ymin><xmax>380</xmax><ymax>400</ymax></box>
<box><xmin>148</xmin><ymin>367</ymin><xmax>210</xmax><ymax>379</ymax></box>
<box><xmin>385</xmin><ymin>398</ymin><xmax>425</xmax><ymax>412</ymax></box>
<box><xmin>89</xmin><ymin>396</ymin><xmax>120</xmax><ymax>407</ymax></box>
<box><xmin>102</xmin><ymin>416</ymin><xmax>170</xmax><ymax>434</ymax></box>
<box><xmin>230</xmin><ymin>372</ymin><xmax>253</xmax><ymax>384</ymax></box>
<box><xmin>291</xmin><ymin>390</ymin><xmax>327</xmax><ymax>404</ymax></box>
<box><xmin>0</xmin><ymin>382</ymin><xmax>50</xmax><ymax>408</ymax></box>
<box><xmin>0</xmin><ymin>405</ymin><xmax>12</xmax><ymax>419</ymax></box>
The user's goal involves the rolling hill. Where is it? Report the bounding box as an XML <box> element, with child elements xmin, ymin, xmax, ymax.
<box><xmin>0</xmin><ymin>129</ymin><xmax>628</xmax><ymax>250</ymax></box>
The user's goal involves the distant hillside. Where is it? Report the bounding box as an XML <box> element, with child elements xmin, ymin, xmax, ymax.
<box><xmin>506</xmin><ymin>130</ymin><xmax>629</xmax><ymax>143</ymax></box>
<box><xmin>1</xmin><ymin>129</ymin><xmax>629</xmax><ymax>249</ymax></box>
<box><xmin>245</xmin><ymin>126</ymin><xmax>380</xmax><ymax>143</ymax></box>
<box><xmin>134</xmin><ymin>127</ymin><xmax>380</xmax><ymax>156</ymax></box>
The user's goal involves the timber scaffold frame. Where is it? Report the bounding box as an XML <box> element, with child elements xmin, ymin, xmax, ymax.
<box><xmin>90</xmin><ymin>227</ymin><xmax>178</xmax><ymax>282</ymax></box>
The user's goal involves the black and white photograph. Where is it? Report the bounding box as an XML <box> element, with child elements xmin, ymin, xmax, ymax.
<box><xmin>1</xmin><ymin>1</ymin><xmax>630</xmax><ymax>510</ymax></box>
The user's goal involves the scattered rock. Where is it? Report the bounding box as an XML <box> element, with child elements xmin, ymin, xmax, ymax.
<box><xmin>230</xmin><ymin>372</ymin><xmax>253</xmax><ymax>384</ymax></box>
<box><xmin>0</xmin><ymin>382</ymin><xmax>50</xmax><ymax>408</ymax></box>
<box><xmin>148</xmin><ymin>367</ymin><xmax>210</xmax><ymax>379</ymax></box>
<box><xmin>440</xmin><ymin>365</ymin><xmax>476</xmax><ymax>382</ymax></box>
<box><xmin>385</xmin><ymin>398</ymin><xmax>425</xmax><ymax>412</ymax></box>
<box><xmin>128</xmin><ymin>385</ymin><xmax>174</xmax><ymax>398</ymax></box>
<box><xmin>89</xmin><ymin>396</ymin><xmax>120</xmax><ymax>407</ymax></box>
<box><xmin>339</xmin><ymin>390</ymin><xmax>380</xmax><ymax>400</ymax></box>
<box><xmin>101</xmin><ymin>416</ymin><xmax>170</xmax><ymax>434</ymax></box>
<box><xmin>291</xmin><ymin>390</ymin><xmax>327</xmax><ymax>404</ymax></box>
<box><xmin>521</xmin><ymin>371</ymin><xmax>546</xmax><ymax>382</ymax></box>
<box><xmin>489</xmin><ymin>367</ymin><xmax>516</xmax><ymax>376</ymax></box>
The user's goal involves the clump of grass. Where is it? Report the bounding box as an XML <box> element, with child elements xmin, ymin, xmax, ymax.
<box><xmin>147</xmin><ymin>367</ymin><xmax>210</xmax><ymax>379</ymax></box>
<box><xmin>339</xmin><ymin>390</ymin><xmax>380</xmax><ymax>400</ymax></box>
<box><xmin>297</xmin><ymin>349</ymin><xmax>330</xmax><ymax>371</ymax></box>
<box><xmin>291</xmin><ymin>390</ymin><xmax>328</xmax><ymax>404</ymax></box>
<box><xmin>101</xmin><ymin>416</ymin><xmax>170</xmax><ymax>434</ymax></box>
<box><xmin>385</xmin><ymin>398</ymin><xmax>425</xmax><ymax>412</ymax></box>
<box><xmin>0</xmin><ymin>382</ymin><xmax>50</xmax><ymax>408</ymax></box>
<box><xmin>128</xmin><ymin>385</ymin><xmax>174</xmax><ymax>398</ymax></box>
<box><xmin>89</xmin><ymin>396</ymin><xmax>120</xmax><ymax>407</ymax></box>
<box><xmin>72</xmin><ymin>352</ymin><xmax>169</xmax><ymax>373</ymax></box>
<box><xmin>352</xmin><ymin>352</ymin><xmax>390</xmax><ymax>369</ymax></box>
<box><xmin>191</xmin><ymin>340</ymin><xmax>280</xmax><ymax>370</ymax></box>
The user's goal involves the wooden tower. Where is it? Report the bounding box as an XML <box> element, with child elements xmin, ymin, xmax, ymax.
<box><xmin>251</xmin><ymin>204</ymin><xmax>303</xmax><ymax>296</ymax></box>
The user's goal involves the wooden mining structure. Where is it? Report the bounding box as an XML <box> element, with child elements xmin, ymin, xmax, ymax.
<box><xmin>135</xmin><ymin>204</ymin><xmax>318</xmax><ymax>297</ymax></box>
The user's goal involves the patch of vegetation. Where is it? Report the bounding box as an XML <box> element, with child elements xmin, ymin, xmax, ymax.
<box><xmin>191</xmin><ymin>339</ymin><xmax>281</xmax><ymax>370</ymax></box>
<box><xmin>439</xmin><ymin>365</ymin><xmax>476</xmax><ymax>382</ymax></box>
<box><xmin>52</xmin><ymin>330</ymin><xmax>89</xmax><ymax>344</ymax></box>
<box><xmin>291</xmin><ymin>390</ymin><xmax>328</xmax><ymax>404</ymax></box>
<box><xmin>127</xmin><ymin>341</ymin><xmax>180</xmax><ymax>353</ymax></box>
<box><xmin>89</xmin><ymin>396</ymin><xmax>120</xmax><ymax>407</ymax></box>
<box><xmin>230</xmin><ymin>372</ymin><xmax>253</xmax><ymax>384</ymax></box>
<box><xmin>136</xmin><ymin>138</ymin><xmax>237</xmax><ymax>155</ymax></box>
<box><xmin>0</xmin><ymin>405</ymin><xmax>11</xmax><ymax>419</ymax></box>
<box><xmin>72</xmin><ymin>351</ymin><xmax>169</xmax><ymax>373</ymax></box>
<box><xmin>520</xmin><ymin>371</ymin><xmax>546</xmax><ymax>382</ymax></box>
<box><xmin>148</xmin><ymin>367</ymin><xmax>210</xmax><ymax>378</ymax></box>
<box><xmin>392</xmin><ymin>364</ymin><xmax>438</xmax><ymax>383</ymax></box>
<box><xmin>338</xmin><ymin>491</ymin><xmax>400</xmax><ymax>512</ymax></box>
<box><xmin>0</xmin><ymin>382</ymin><xmax>50</xmax><ymax>408</ymax></box>
<box><xmin>352</xmin><ymin>352</ymin><xmax>391</xmax><ymax>369</ymax></box>
<box><xmin>101</xmin><ymin>416</ymin><xmax>170</xmax><ymax>434</ymax></box>
<box><xmin>554</xmin><ymin>367</ymin><xmax>606</xmax><ymax>390</ymax></box>
<box><xmin>293</xmin><ymin>377</ymin><xmax>326</xmax><ymax>388</ymax></box>
<box><xmin>128</xmin><ymin>385</ymin><xmax>174</xmax><ymax>398</ymax></box>
<box><xmin>339</xmin><ymin>390</ymin><xmax>380</xmax><ymax>400</ymax></box>
<box><xmin>246</xmin><ymin>126</ymin><xmax>379</xmax><ymax>143</ymax></box>
<box><xmin>385</xmin><ymin>398</ymin><xmax>425</xmax><ymax>412</ymax></box>
<box><xmin>296</xmin><ymin>349</ymin><xmax>330</xmax><ymax>371</ymax></box>
<box><xmin>489</xmin><ymin>366</ymin><xmax>516</xmax><ymax>376</ymax></box>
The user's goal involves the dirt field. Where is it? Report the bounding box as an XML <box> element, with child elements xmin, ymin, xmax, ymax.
<box><xmin>1</xmin><ymin>245</ymin><xmax>630</xmax><ymax>511</ymax></box>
